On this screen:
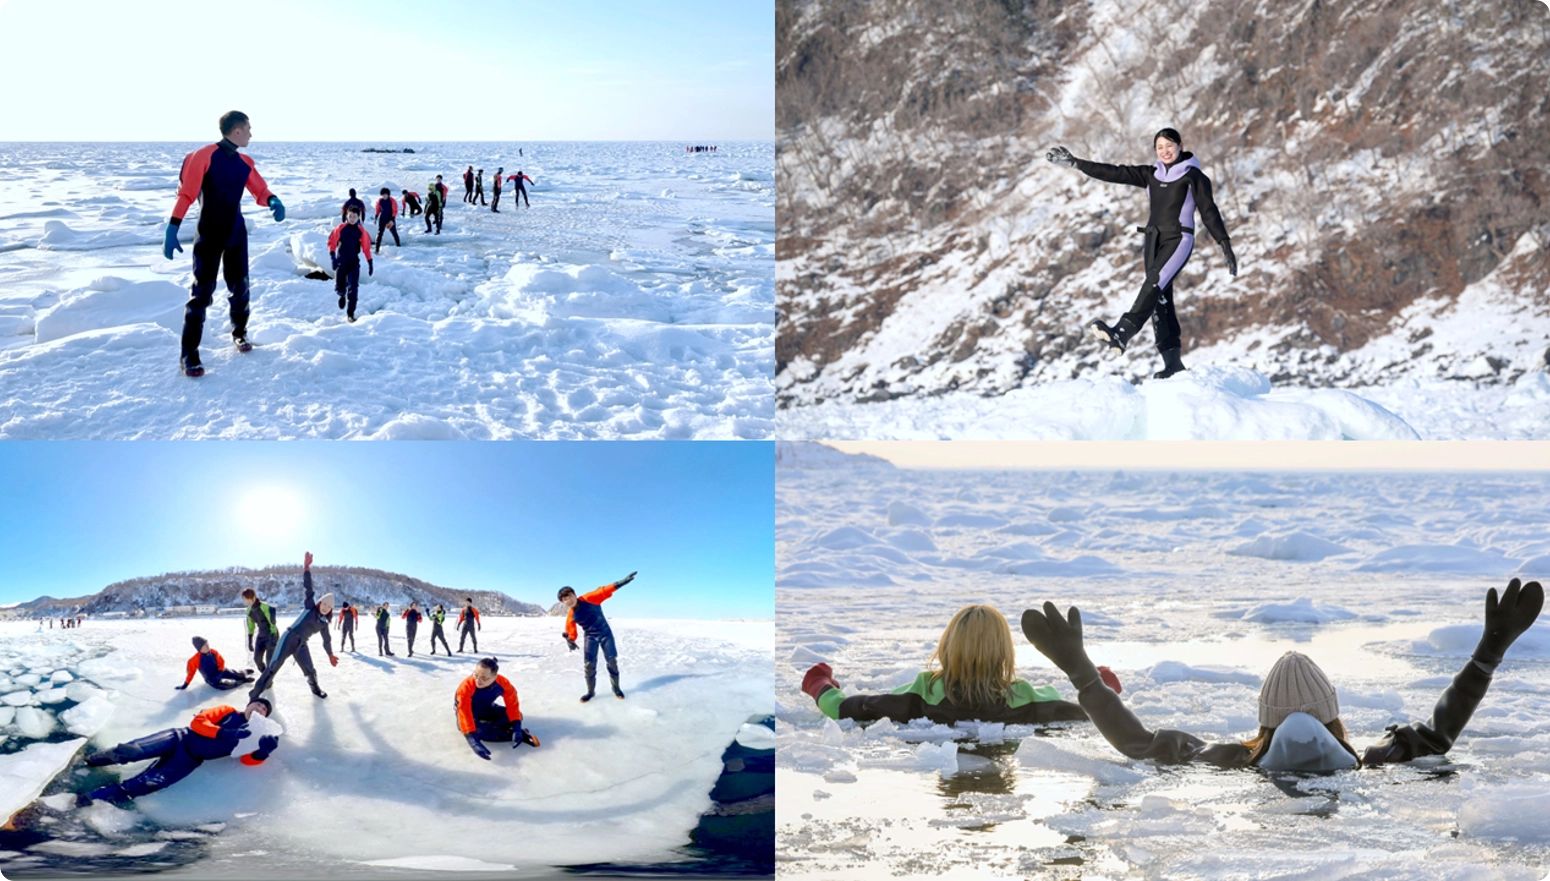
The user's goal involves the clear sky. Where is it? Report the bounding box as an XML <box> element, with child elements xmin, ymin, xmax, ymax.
<box><xmin>0</xmin><ymin>0</ymin><xmax>772</xmax><ymax>141</ymax></box>
<box><xmin>828</xmin><ymin>441</ymin><xmax>1550</xmax><ymax>471</ymax></box>
<box><xmin>0</xmin><ymin>441</ymin><xmax>773</xmax><ymax>617</ymax></box>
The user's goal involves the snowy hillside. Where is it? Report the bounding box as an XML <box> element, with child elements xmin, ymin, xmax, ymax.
<box><xmin>0</xmin><ymin>140</ymin><xmax>774</xmax><ymax>440</ymax></box>
<box><xmin>11</xmin><ymin>566</ymin><xmax>544</xmax><ymax>618</ymax></box>
<box><xmin>776</xmin><ymin>0</ymin><xmax>1550</xmax><ymax>437</ymax></box>
<box><xmin>776</xmin><ymin>463</ymin><xmax>1550</xmax><ymax>878</ymax></box>
<box><xmin>0</xmin><ymin>616</ymin><xmax>772</xmax><ymax>876</ymax></box>
<box><xmin>774</xmin><ymin>440</ymin><xmax>895</xmax><ymax>469</ymax></box>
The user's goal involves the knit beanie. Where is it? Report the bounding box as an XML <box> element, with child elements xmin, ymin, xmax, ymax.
<box><xmin>1259</xmin><ymin>651</ymin><xmax>1339</xmax><ymax>727</ymax></box>
<box><xmin>192</xmin><ymin>636</ymin><xmax>208</xmax><ymax>650</ymax></box>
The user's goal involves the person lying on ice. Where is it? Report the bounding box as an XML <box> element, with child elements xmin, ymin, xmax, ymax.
<box><xmin>248</xmin><ymin>551</ymin><xmax>339</xmax><ymax>701</ymax></box>
<box><xmin>177</xmin><ymin>636</ymin><xmax>254</xmax><ymax>691</ymax></box>
<box><xmin>559</xmin><ymin>571</ymin><xmax>638</xmax><ymax>702</ymax></box>
<box><xmin>1046</xmin><ymin>127</ymin><xmax>1237</xmax><ymax>380</ymax></box>
<box><xmin>456</xmin><ymin>657</ymin><xmax>540</xmax><ymax>760</ymax></box>
<box><xmin>82</xmin><ymin>698</ymin><xmax>280</xmax><ymax>804</ymax></box>
<box><xmin>800</xmin><ymin>604</ymin><xmax>1118</xmax><ymax>725</ymax></box>
<box><xmin>1020</xmin><ymin>578</ymin><xmax>1543</xmax><ymax>770</ymax></box>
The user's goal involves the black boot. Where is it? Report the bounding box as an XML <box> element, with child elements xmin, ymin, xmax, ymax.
<box><xmin>1088</xmin><ymin>318</ymin><xmax>1138</xmax><ymax>353</ymax></box>
<box><xmin>180</xmin><ymin>353</ymin><xmax>204</xmax><ymax>378</ymax></box>
<box><xmin>309</xmin><ymin>678</ymin><xmax>327</xmax><ymax>699</ymax></box>
<box><xmin>1153</xmin><ymin>348</ymin><xmax>1187</xmax><ymax>380</ymax></box>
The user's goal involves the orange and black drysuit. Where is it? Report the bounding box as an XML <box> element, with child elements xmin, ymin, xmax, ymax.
<box><xmin>457</xmin><ymin>604</ymin><xmax>481</xmax><ymax>653</ymax></box>
<box><xmin>373</xmin><ymin>195</ymin><xmax>400</xmax><ymax>250</ymax></box>
<box><xmin>565</xmin><ymin>582</ymin><xmax>625</xmax><ymax>697</ymax></box>
<box><xmin>85</xmin><ymin>705</ymin><xmax>278</xmax><ymax>802</ymax></box>
<box><xmin>181</xmin><ymin>648</ymin><xmax>251</xmax><ymax>690</ymax></box>
<box><xmin>505</xmin><ymin>172</ymin><xmax>534</xmax><ymax>208</ymax></box>
<box><xmin>402</xmin><ymin>607</ymin><xmax>423</xmax><ymax>656</ymax></box>
<box><xmin>454</xmin><ymin>674</ymin><xmax>534</xmax><ymax>757</ymax></box>
<box><xmin>327</xmin><ymin>221</ymin><xmax>374</xmax><ymax>320</ymax></box>
<box><xmin>336</xmin><ymin>603</ymin><xmax>359</xmax><ymax>652</ymax></box>
<box><xmin>168</xmin><ymin>138</ymin><xmax>276</xmax><ymax>365</ymax></box>
<box><xmin>402</xmin><ymin>191</ymin><xmax>422</xmax><ymax>217</ymax></box>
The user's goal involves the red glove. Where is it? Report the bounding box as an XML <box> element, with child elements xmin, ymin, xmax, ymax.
<box><xmin>304</xmin><ymin>551</ymin><xmax>313</xmax><ymax>570</ymax></box>
<box><xmin>1097</xmin><ymin>665</ymin><xmax>1122</xmax><ymax>694</ymax></box>
<box><xmin>801</xmin><ymin>663</ymin><xmax>839</xmax><ymax>700</ymax></box>
<box><xmin>329</xmin><ymin>655</ymin><xmax>339</xmax><ymax>667</ymax></box>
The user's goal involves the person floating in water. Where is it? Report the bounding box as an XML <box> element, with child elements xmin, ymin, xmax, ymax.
<box><xmin>163</xmin><ymin>110</ymin><xmax>285</xmax><ymax>378</ymax></box>
<box><xmin>559</xmin><ymin>571</ymin><xmax>637</xmax><ymax>702</ymax></box>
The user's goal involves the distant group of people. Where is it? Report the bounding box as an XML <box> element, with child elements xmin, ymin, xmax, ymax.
<box><xmin>685</xmin><ymin>145</ymin><xmax>718</xmax><ymax>153</ymax></box>
<box><xmin>161</xmin><ymin>110</ymin><xmax>538</xmax><ymax>374</ymax></box>
<box><xmin>79</xmin><ymin>550</ymin><xmax>644</xmax><ymax>803</ymax></box>
<box><xmin>43</xmin><ymin>616</ymin><xmax>85</xmax><ymax>629</ymax></box>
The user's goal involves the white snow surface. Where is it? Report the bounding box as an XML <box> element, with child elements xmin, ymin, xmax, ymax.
<box><xmin>0</xmin><ymin>615</ymin><xmax>771</xmax><ymax>873</ymax></box>
<box><xmin>777</xmin><ymin>460</ymin><xmax>1550</xmax><ymax>879</ymax></box>
<box><xmin>0</xmin><ymin>141</ymin><xmax>774</xmax><ymax>439</ymax></box>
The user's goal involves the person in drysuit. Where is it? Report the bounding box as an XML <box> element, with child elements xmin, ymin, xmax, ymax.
<box><xmin>559</xmin><ymin>571</ymin><xmax>638</xmax><ymax>702</ymax></box>
<box><xmin>247</xmin><ymin>551</ymin><xmax>339</xmax><ymax>701</ymax></box>
<box><xmin>176</xmin><ymin>637</ymin><xmax>254</xmax><ymax>691</ymax></box>
<box><xmin>1046</xmin><ymin>127</ymin><xmax>1237</xmax><ymax>380</ymax></box>
<box><xmin>83</xmin><ymin>698</ymin><xmax>280</xmax><ymax>804</ymax></box>
<box><xmin>455</xmin><ymin>657</ymin><xmax>539</xmax><ymax>760</ymax></box>
<box><xmin>1019</xmin><ymin>578</ymin><xmax>1543</xmax><ymax>771</ymax></box>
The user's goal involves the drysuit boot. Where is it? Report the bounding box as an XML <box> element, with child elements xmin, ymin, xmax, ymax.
<box><xmin>582</xmin><ymin>662</ymin><xmax>597</xmax><ymax>702</ymax></box>
<box><xmin>1089</xmin><ymin>317</ymin><xmax>1139</xmax><ymax>353</ymax></box>
<box><xmin>1153</xmin><ymin>348</ymin><xmax>1187</xmax><ymax>380</ymax></box>
<box><xmin>308</xmin><ymin>676</ymin><xmax>327</xmax><ymax>699</ymax></box>
<box><xmin>607</xmin><ymin>660</ymin><xmax>623</xmax><ymax>699</ymax></box>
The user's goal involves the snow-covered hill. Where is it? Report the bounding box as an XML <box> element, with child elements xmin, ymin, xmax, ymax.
<box><xmin>776</xmin><ymin>0</ymin><xmax>1550</xmax><ymax>436</ymax></box>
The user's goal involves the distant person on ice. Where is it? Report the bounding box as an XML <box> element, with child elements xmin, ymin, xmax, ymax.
<box><xmin>248</xmin><ymin>551</ymin><xmax>339</xmax><ymax>701</ymax></box>
<box><xmin>176</xmin><ymin>636</ymin><xmax>254</xmax><ymax>691</ymax></box>
<box><xmin>424</xmin><ymin>179</ymin><xmax>445</xmax><ymax>234</ymax></box>
<box><xmin>402</xmin><ymin>601</ymin><xmax>424</xmax><ymax>657</ymax></box>
<box><xmin>163</xmin><ymin>109</ymin><xmax>286</xmax><ymax>378</ymax></box>
<box><xmin>375</xmin><ymin>602</ymin><xmax>395</xmax><ymax>656</ymax></box>
<box><xmin>241</xmin><ymin>588</ymin><xmax>278</xmax><ymax>672</ymax></box>
<box><xmin>1020</xmin><ymin>578</ymin><xmax>1543</xmax><ymax>771</ymax></box>
<box><xmin>799</xmin><ymin>604</ymin><xmax>1114</xmax><ymax>724</ymax></box>
<box><xmin>401</xmin><ymin>189</ymin><xmax>423</xmax><ymax>217</ymax></box>
<box><xmin>341</xmin><ymin>188</ymin><xmax>367</xmax><ymax>224</ymax></box>
<box><xmin>373</xmin><ymin>187</ymin><xmax>401</xmax><ymax>250</ymax></box>
<box><xmin>83</xmin><ymin>699</ymin><xmax>279</xmax><ymax>805</ymax></box>
<box><xmin>429</xmin><ymin>603</ymin><xmax>452</xmax><ymax>655</ymax></box>
<box><xmin>506</xmin><ymin>170</ymin><xmax>534</xmax><ymax>208</ymax></box>
<box><xmin>463</xmin><ymin>165</ymin><xmax>475</xmax><ymax>203</ymax></box>
<box><xmin>490</xmin><ymin>166</ymin><xmax>506</xmax><ymax>212</ymax></box>
<box><xmin>336</xmin><ymin>600</ymin><xmax>359</xmax><ymax>652</ymax></box>
<box><xmin>457</xmin><ymin>598</ymin><xmax>481</xmax><ymax>652</ymax></box>
<box><xmin>328</xmin><ymin>207</ymin><xmax>374</xmax><ymax>323</ymax></box>
<box><xmin>559</xmin><ymin>571</ymin><xmax>637</xmax><ymax>701</ymax></box>
<box><xmin>456</xmin><ymin>657</ymin><xmax>540</xmax><ymax>760</ymax></box>
<box><xmin>473</xmin><ymin>169</ymin><xmax>486</xmax><ymax>205</ymax></box>
<box><xmin>1046</xmin><ymin>128</ymin><xmax>1237</xmax><ymax>380</ymax></box>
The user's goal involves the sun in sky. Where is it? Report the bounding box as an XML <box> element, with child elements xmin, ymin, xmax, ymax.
<box><xmin>232</xmin><ymin>484</ymin><xmax>309</xmax><ymax>562</ymax></box>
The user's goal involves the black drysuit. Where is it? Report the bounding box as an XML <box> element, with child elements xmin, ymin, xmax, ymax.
<box><xmin>247</xmin><ymin>570</ymin><xmax>334</xmax><ymax>701</ymax></box>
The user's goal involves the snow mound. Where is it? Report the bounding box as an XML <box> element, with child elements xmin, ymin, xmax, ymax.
<box><xmin>1229</xmin><ymin>531</ymin><xmax>1353</xmax><ymax>562</ymax></box>
<box><xmin>886</xmin><ymin>501</ymin><xmax>932</xmax><ymax>527</ymax></box>
<box><xmin>1241</xmin><ymin>597</ymin><xmax>1359</xmax><ymax>624</ymax></box>
<box><xmin>33</xmin><ymin>281</ymin><xmax>185</xmax><ymax>344</ymax></box>
<box><xmin>1355</xmin><ymin>544</ymin><xmax>1517</xmax><ymax>574</ymax></box>
<box><xmin>1408</xmin><ymin>623</ymin><xmax>1550</xmax><ymax>659</ymax></box>
<box><xmin>35</xmin><ymin>220</ymin><xmax>151</xmax><ymax>251</ymax></box>
<box><xmin>777</xmin><ymin>366</ymin><xmax>1422</xmax><ymax>440</ymax></box>
<box><xmin>1147</xmin><ymin>661</ymin><xmax>1261</xmax><ymax>686</ymax></box>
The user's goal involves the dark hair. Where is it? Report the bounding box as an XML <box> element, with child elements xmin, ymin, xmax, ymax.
<box><xmin>249</xmin><ymin>697</ymin><xmax>273</xmax><ymax>715</ymax></box>
<box><xmin>192</xmin><ymin>636</ymin><xmax>207</xmax><ymax>649</ymax></box>
<box><xmin>465</xmin><ymin>597</ymin><xmax>473</xmax><ymax>603</ymax></box>
<box><xmin>557</xmin><ymin>586</ymin><xmax>576</xmax><ymax>600</ymax></box>
<box><xmin>349</xmin><ymin>188</ymin><xmax>357</xmax><ymax>197</ymax></box>
<box><xmin>478</xmin><ymin>657</ymin><xmax>499</xmax><ymax>673</ymax></box>
<box><xmin>240</xmin><ymin>588</ymin><xmax>256</xmax><ymax>600</ymax></box>
<box><xmin>1153</xmin><ymin>127</ymin><xmax>1183</xmax><ymax>147</ymax></box>
<box><xmin>380</xmin><ymin>187</ymin><xmax>391</xmax><ymax>195</ymax></box>
<box><xmin>219</xmin><ymin>110</ymin><xmax>249</xmax><ymax>135</ymax></box>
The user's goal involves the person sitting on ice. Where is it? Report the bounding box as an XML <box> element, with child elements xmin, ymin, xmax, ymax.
<box><xmin>1019</xmin><ymin>578</ymin><xmax>1542</xmax><ymax>770</ymax></box>
<box><xmin>82</xmin><ymin>698</ymin><xmax>280</xmax><ymax>804</ymax></box>
<box><xmin>558</xmin><ymin>571</ymin><xmax>638</xmax><ymax>702</ymax></box>
<box><xmin>177</xmin><ymin>636</ymin><xmax>254</xmax><ymax>691</ymax></box>
<box><xmin>327</xmin><ymin>207</ymin><xmax>374</xmax><ymax>323</ymax></box>
<box><xmin>456</xmin><ymin>657</ymin><xmax>539</xmax><ymax>760</ymax></box>
<box><xmin>800</xmin><ymin>604</ymin><xmax>1116</xmax><ymax>725</ymax></box>
<box><xmin>247</xmin><ymin>551</ymin><xmax>339</xmax><ymax>701</ymax></box>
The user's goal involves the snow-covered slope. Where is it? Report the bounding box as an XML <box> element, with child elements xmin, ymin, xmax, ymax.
<box><xmin>776</xmin><ymin>0</ymin><xmax>1550</xmax><ymax>437</ymax></box>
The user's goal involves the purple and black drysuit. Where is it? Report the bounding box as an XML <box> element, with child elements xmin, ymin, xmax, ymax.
<box><xmin>1073</xmin><ymin>151</ymin><xmax>1231</xmax><ymax>353</ymax></box>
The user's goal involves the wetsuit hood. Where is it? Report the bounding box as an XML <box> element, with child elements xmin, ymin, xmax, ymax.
<box><xmin>1259</xmin><ymin>712</ymin><xmax>1357</xmax><ymax>772</ymax></box>
<box><xmin>1155</xmin><ymin>152</ymin><xmax>1199</xmax><ymax>180</ymax></box>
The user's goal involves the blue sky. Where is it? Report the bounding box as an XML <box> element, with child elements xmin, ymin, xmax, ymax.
<box><xmin>0</xmin><ymin>0</ymin><xmax>772</xmax><ymax>140</ymax></box>
<box><xmin>0</xmin><ymin>442</ymin><xmax>773</xmax><ymax>618</ymax></box>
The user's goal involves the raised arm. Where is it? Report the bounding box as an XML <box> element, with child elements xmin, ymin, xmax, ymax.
<box><xmin>1047</xmin><ymin>145</ymin><xmax>1149</xmax><ymax>187</ymax></box>
<box><xmin>1364</xmin><ymin>579</ymin><xmax>1542</xmax><ymax>765</ymax></box>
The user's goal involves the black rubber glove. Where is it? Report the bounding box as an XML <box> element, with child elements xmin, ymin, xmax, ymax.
<box><xmin>566</xmin><ymin>637</ymin><xmax>578</xmax><ymax>651</ymax></box>
<box><xmin>1020</xmin><ymin>602</ymin><xmax>1103</xmax><ymax>689</ymax></box>
<box><xmin>367</xmin><ymin>261</ymin><xmax>374</xmax><ymax>277</ymax></box>
<box><xmin>255</xmin><ymin>735</ymin><xmax>280</xmax><ymax>758</ymax></box>
<box><xmin>247</xmin><ymin>635</ymin><xmax>254</xmax><ymax>652</ymax></box>
<box><xmin>1221</xmin><ymin>239</ymin><xmax>1238</xmax><ymax>276</ymax></box>
<box><xmin>174</xmin><ymin>683</ymin><xmax>188</xmax><ymax>690</ymax></box>
<box><xmin>1473</xmin><ymin>578</ymin><xmax>1544</xmax><ymax>670</ymax></box>
<box><xmin>466</xmin><ymin>733</ymin><xmax>491</xmax><ymax>760</ymax></box>
<box><xmin>618</xmin><ymin>571</ymin><xmax>637</xmax><ymax>587</ymax></box>
<box><xmin>1046</xmin><ymin>146</ymin><xmax>1077</xmax><ymax>168</ymax></box>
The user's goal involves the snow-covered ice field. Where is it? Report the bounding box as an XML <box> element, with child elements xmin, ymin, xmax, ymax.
<box><xmin>0</xmin><ymin>141</ymin><xmax>774</xmax><ymax>439</ymax></box>
<box><xmin>0</xmin><ymin>615</ymin><xmax>772</xmax><ymax>878</ymax></box>
<box><xmin>777</xmin><ymin>457</ymin><xmax>1550</xmax><ymax>879</ymax></box>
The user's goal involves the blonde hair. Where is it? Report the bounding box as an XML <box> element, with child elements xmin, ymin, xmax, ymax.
<box><xmin>929</xmin><ymin>605</ymin><xmax>1016</xmax><ymax>709</ymax></box>
<box><xmin>1241</xmin><ymin>717</ymin><xmax>1362</xmax><ymax>767</ymax></box>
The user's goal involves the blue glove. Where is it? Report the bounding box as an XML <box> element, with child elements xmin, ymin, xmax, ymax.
<box><xmin>466</xmin><ymin>733</ymin><xmax>491</xmax><ymax>760</ymax></box>
<box><xmin>330</xmin><ymin>252</ymin><xmax>338</xmax><ymax>271</ymax></box>
<box><xmin>163</xmin><ymin>223</ymin><xmax>183</xmax><ymax>260</ymax></box>
<box><xmin>268</xmin><ymin>195</ymin><xmax>285</xmax><ymax>222</ymax></box>
<box><xmin>367</xmin><ymin>261</ymin><xmax>373</xmax><ymax>277</ymax></box>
